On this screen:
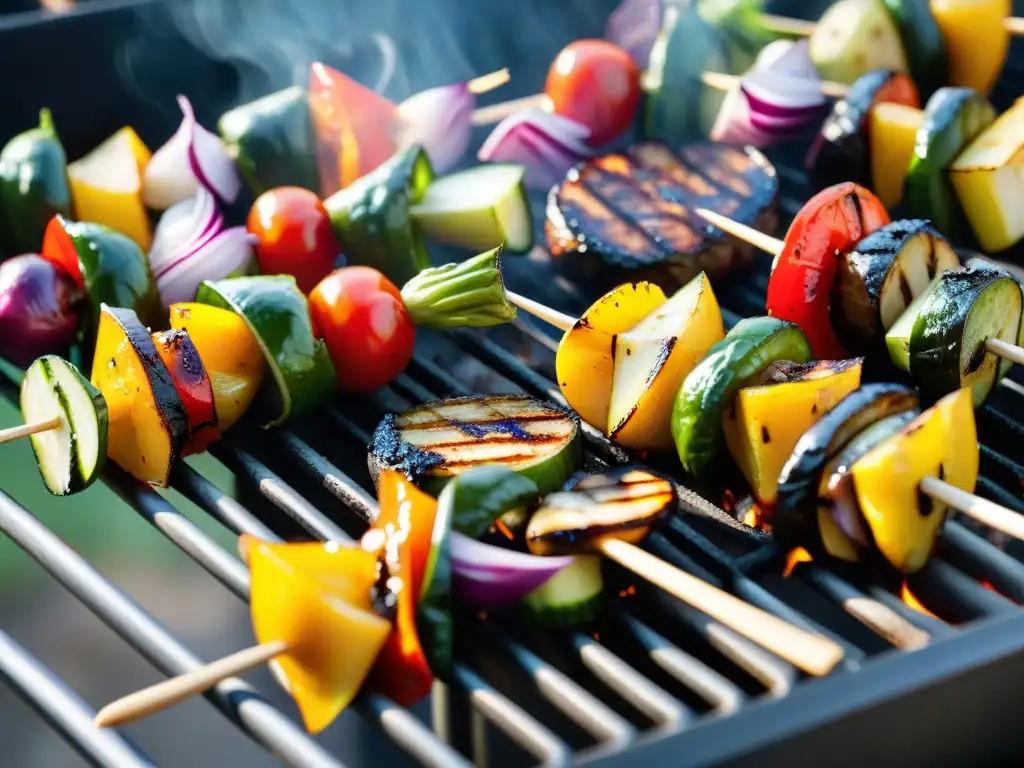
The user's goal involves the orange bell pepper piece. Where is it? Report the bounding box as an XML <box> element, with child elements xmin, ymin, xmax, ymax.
<box><xmin>247</xmin><ymin>537</ymin><xmax>392</xmax><ymax>734</ymax></box>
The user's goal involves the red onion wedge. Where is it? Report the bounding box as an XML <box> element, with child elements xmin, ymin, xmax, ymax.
<box><xmin>450</xmin><ymin>531</ymin><xmax>573</xmax><ymax>607</ymax></box>
<box><xmin>0</xmin><ymin>255</ymin><xmax>81</xmax><ymax>367</ymax></box>
<box><xmin>148</xmin><ymin>187</ymin><xmax>254</xmax><ymax>307</ymax></box>
<box><xmin>710</xmin><ymin>40</ymin><xmax>827</xmax><ymax>148</ymax></box>
<box><xmin>143</xmin><ymin>95</ymin><xmax>241</xmax><ymax>211</ymax></box>
<box><xmin>605</xmin><ymin>0</ymin><xmax>663</xmax><ymax>69</ymax></box>
<box><xmin>478</xmin><ymin>109</ymin><xmax>593</xmax><ymax>191</ymax></box>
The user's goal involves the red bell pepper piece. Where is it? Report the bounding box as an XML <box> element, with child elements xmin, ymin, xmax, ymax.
<box><xmin>365</xmin><ymin>470</ymin><xmax>438</xmax><ymax>706</ymax></box>
<box><xmin>766</xmin><ymin>182</ymin><xmax>890</xmax><ymax>358</ymax></box>
<box><xmin>152</xmin><ymin>329</ymin><xmax>220</xmax><ymax>456</ymax></box>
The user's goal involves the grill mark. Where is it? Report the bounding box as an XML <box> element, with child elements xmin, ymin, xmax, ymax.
<box><xmin>430</xmin><ymin>454</ymin><xmax>555</xmax><ymax>470</ymax></box>
<box><xmin>399</xmin><ymin>413</ymin><xmax>569</xmax><ymax>430</ymax></box>
<box><xmin>899</xmin><ymin>270</ymin><xmax>914</xmax><ymax>306</ymax></box>
<box><xmin>579</xmin><ymin>171</ymin><xmax>675</xmax><ymax>254</ymax></box>
<box><xmin>678</xmin><ymin>145</ymin><xmax>753</xmax><ymax>198</ymax></box>
<box><xmin>610</xmin><ymin>333</ymin><xmax>618</xmax><ymax>364</ymax></box>
<box><xmin>671</xmin><ymin>151</ymin><xmax>743</xmax><ymax>202</ymax></box>
<box><xmin>412</xmin><ymin>434</ymin><xmax>568</xmax><ymax>450</ymax></box>
<box><xmin>846</xmin><ymin>190</ymin><xmax>865</xmax><ymax>231</ymax></box>
<box><xmin>925</xmin><ymin>235</ymin><xmax>937</xmax><ymax>279</ymax></box>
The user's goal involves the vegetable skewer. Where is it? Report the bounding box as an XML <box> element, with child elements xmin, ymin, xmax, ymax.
<box><xmin>693</xmin><ymin>206</ymin><xmax>1024</xmax><ymax>369</ymax></box>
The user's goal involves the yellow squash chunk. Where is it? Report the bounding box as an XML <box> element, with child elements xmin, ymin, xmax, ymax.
<box><xmin>555</xmin><ymin>282</ymin><xmax>666</xmax><ymax>432</ymax></box>
<box><xmin>68</xmin><ymin>127</ymin><xmax>152</xmax><ymax>250</ymax></box>
<box><xmin>850</xmin><ymin>387</ymin><xmax>976</xmax><ymax>573</ymax></box>
<box><xmin>248</xmin><ymin>538</ymin><xmax>391</xmax><ymax>734</ymax></box>
<box><xmin>169</xmin><ymin>302</ymin><xmax>266</xmax><ymax>431</ymax></box>
<box><xmin>90</xmin><ymin>305</ymin><xmax>188</xmax><ymax>487</ymax></box>
<box><xmin>949</xmin><ymin>97</ymin><xmax>1024</xmax><ymax>253</ymax></box>
<box><xmin>723</xmin><ymin>359</ymin><xmax>863</xmax><ymax>507</ymax></box>
<box><xmin>608</xmin><ymin>272</ymin><xmax>724</xmax><ymax>450</ymax></box>
<box><xmin>869</xmin><ymin>102</ymin><xmax>924</xmax><ymax>209</ymax></box>
<box><xmin>931</xmin><ymin>0</ymin><xmax>1010</xmax><ymax>95</ymax></box>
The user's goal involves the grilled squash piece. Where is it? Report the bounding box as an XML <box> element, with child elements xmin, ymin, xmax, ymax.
<box><xmin>369</xmin><ymin>395</ymin><xmax>583</xmax><ymax>496</ymax></box>
<box><xmin>546</xmin><ymin>141</ymin><xmax>778</xmax><ymax>291</ymax></box>
<box><xmin>949</xmin><ymin>97</ymin><xmax>1024</xmax><ymax>253</ymax></box>
<box><xmin>90</xmin><ymin>305</ymin><xmax>188</xmax><ymax>487</ymax></box>
<box><xmin>722</xmin><ymin>359</ymin><xmax>863</xmax><ymax>508</ymax></box>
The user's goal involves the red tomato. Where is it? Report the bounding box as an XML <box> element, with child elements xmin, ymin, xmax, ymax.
<box><xmin>766</xmin><ymin>183</ymin><xmax>890</xmax><ymax>358</ymax></box>
<box><xmin>247</xmin><ymin>187</ymin><xmax>340</xmax><ymax>295</ymax></box>
<box><xmin>309</xmin><ymin>267</ymin><xmax>415</xmax><ymax>392</ymax></box>
<box><xmin>545</xmin><ymin>39</ymin><xmax>640</xmax><ymax>147</ymax></box>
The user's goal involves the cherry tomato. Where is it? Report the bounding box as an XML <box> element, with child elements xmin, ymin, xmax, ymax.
<box><xmin>766</xmin><ymin>183</ymin><xmax>890</xmax><ymax>358</ymax></box>
<box><xmin>545</xmin><ymin>39</ymin><xmax>640</xmax><ymax>147</ymax></box>
<box><xmin>309</xmin><ymin>267</ymin><xmax>416</xmax><ymax>392</ymax></box>
<box><xmin>247</xmin><ymin>187</ymin><xmax>340</xmax><ymax>295</ymax></box>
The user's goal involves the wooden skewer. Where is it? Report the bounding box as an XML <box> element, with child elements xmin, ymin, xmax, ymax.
<box><xmin>692</xmin><ymin>206</ymin><xmax>1024</xmax><ymax>542</ymax></box>
<box><xmin>471</xmin><ymin>70</ymin><xmax>846</xmax><ymax>127</ymax></box>
<box><xmin>758</xmin><ymin>11</ymin><xmax>1024</xmax><ymax>36</ymax></box>
<box><xmin>599</xmin><ymin>538</ymin><xmax>843</xmax><ymax>675</ymax></box>
<box><xmin>507</xmin><ymin>290</ymin><xmax>575</xmax><ymax>332</ymax></box>
<box><xmin>0</xmin><ymin>416</ymin><xmax>61</xmax><ymax>446</ymax></box>
<box><xmin>466</xmin><ymin>68</ymin><xmax>511</xmax><ymax>95</ymax></box>
<box><xmin>94</xmin><ymin>640</ymin><xmax>291</xmax><ymax>728</ymax></box>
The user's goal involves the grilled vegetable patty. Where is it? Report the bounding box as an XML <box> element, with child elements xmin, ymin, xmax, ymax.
<box><xmin>545</xmin><ymin>141</ymin><xmax>779</xmax><ymax>290</ymax></box>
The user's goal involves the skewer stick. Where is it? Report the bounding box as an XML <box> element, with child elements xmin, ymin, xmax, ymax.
<box><xmin>757</xmin><ymin>11</ymin><xmax>1024</xmax><ymax>36</ymax></box>
<box><xmin>466</xmin><ymin>68</ymin><xmax>511</xmax><ymax>95</ymax></box>
<box><xmin>93</xmin><ymin>640</ymin><xmax>291</xmax><ymax>728</ymax></box>
<box><xmin>471</xmin><ymin>70</ymin><xmax>847</xmax><ymax>127</ymax></box>
<box><xmin>599</xmin><ymin>538</ymin><xmax>843</xmax><ymax>675</ymax></box>
<box><xmin>507</xmin><ymin>291</ymin><xmax>575</xmax><ymax>332</ymax></box>
<box><xmin>0</xmin><ymin>416</ymin><xmax>60</xmax><ymax>446</ymax></box>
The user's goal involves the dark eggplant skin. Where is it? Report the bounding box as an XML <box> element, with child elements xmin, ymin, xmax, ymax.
<box><xmin>832</xmin><ymin>219</ymin><xmax>960</xmax><ymax>350</ymax></box>
<box><xmin>805</xmin><ymin>70</ymin><xmax>903</xmax><ymax>191</ymax></box>
<box><xmin>545</xmin><ymin>141</ymin><xmax>778</xmax><ymax>293</ymax></box>
<box><xmin>908</xmin><ymin>263</ymin><xmax>1022</xmax><ymax>406</ymax></box>
<box><xmin>771</xmin><ymin>383</ymin><xmax>919</xmax><ymax>553</ymax></box>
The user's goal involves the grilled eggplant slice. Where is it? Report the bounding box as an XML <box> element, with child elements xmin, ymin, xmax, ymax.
<box><xmin>546</xmin><ymin>142</ymin><xmax>778</xmax><ymax>291</ymax></box>
<box><xmin>90</xmin><ymin>305</ymin><xmax>189</xmax><ymax>487</ymax></box>
<box><xmin>722</xmin><ymin>358</ymin><xmax>863</xmax><ymax>508</ymax></box>
<box><xmin>850</xmin><ymin>387</ymin><xmax>977</xmax><ymax>573</ymax></box>
<box><xmin>833</xmin><ymin>219</ymin><xmax>960</xmax><ymax>350</ymax></box>
<box><xmin>805</xmin><ymin>70</ymin><xmax>919</xmax><ymax>190</ymax></box>
<box><xmin>887</xmin><ymin>262</ymin><xmax>1022</xmax><ymax>406</ymax></box>
<box><xmin>21</xmin><ymin>355</ymin><xmax>108</xmax><ymax>496</ymax></box>
<box><xmin>526</xmin><ymin>467</ymin><xmax>676</xmax><ymax>556</ymax></box>
<box><xmin>773</xmin><ymin>383</ymin><xmax>919</xmax><ymax>548</ymax></box>
<box><xmin>672</xmin><ymin>317</ymin><xmax>812</xmax><ymax>479</ymax></box>
<box><xmin>368</xmin><ymin>395</ymin><xmax>583</xmax><ymax>497</ymax></box>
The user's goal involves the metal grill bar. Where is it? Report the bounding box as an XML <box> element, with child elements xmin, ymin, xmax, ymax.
<box><xmin>0</xmin><ymin>627</ymin><xmax>155</xmax><ymax>768</ymax></box>
<box><xmin>0</xmin><ymin>489</ymin><xmax>345</xmax><ymax>768</ymax></box>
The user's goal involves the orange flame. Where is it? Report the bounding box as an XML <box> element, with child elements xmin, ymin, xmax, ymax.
<box><xmin>900</xmin><ymin>581</ymin><xmax>939</xmax><ymax>619</ymax></box>
<box><xmin>783</xmin><ymin>547</ymin><xmax>813</xmax><ymax>578</ymax></box>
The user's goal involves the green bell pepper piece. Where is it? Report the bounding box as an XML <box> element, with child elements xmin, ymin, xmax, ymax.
<box><xmin>196</xmin><ymin>275</ymin><xmax>335</xmax><ymax>428</ymax></box>
<box><xmin>0</xmin><ymin>109</ymin><xmax>73</xmax><ymax>258</ymax></box>
<box><xmin>324</xmin><ymin>145</ymin><xmax>435</xmax><ymax>287</ymax></box>
<box><xmin>671</xmin><ymin>316</ymin><xmax>812</xmax><ymax>478</ymax></box>
<box><xmin>218</xmin><ymin>86</ymin><xmax>320</xmax><ymax>197</ymax></box>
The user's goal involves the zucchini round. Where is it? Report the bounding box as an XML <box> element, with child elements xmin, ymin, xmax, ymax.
<box><xmin>521</xmin><ymin>555</ymin><xmax>604</xmax><ymax>627</ymax></box>
<box><xmin>832</xmin><ymin>219</ymin><xmax>960</xmax><ymax>350</ymax></box>
<box><xmin>671</xmin><ymin>316</ymin><xmax>812</xmax><ymax>478</ymax></box>
<box><xmin>805</xmin><ymin>69</ymin><xmax>919</xmax><ymax>190</ymax></box>
<box><xmin>902</xmin><ymin>87</ymin><xmax>996</xmax><ymax>241</ymax></box>
<box><xmin>881</xmin><ymin>0</ymin><xmax>948</xmax><ymax>99</ymax></box>
<box><xmin>773</xmin><ymin>383</ymin><xmax>919</xmax><ymax>549</ymax></box>
<box><xmin>20</xmin><ymin>355</ymin><xmax>108</xmax><ymax>496</ymax></box>
<box><xmin>368</xmin><ymin>395</ymin><xmax>583</xmax><ymax>497</ymax></box>
<box><xmin>896</xmin><ymin>263</ymin><xmax>1023</xmax><ymax>406</ymax></box>
<box><xmin>195</xmin><ymin>275</ymin><xmax>336</xmax><ymax>428</ymax></box>
<box><xmin>420</xmin><ymin>476</ymin><xmax>454</xmax><ymax>681</ymax></box>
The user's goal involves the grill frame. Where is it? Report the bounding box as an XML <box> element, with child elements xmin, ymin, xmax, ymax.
<box><xmin>1</xmin><ymin>0</ymin><xmax>1024</xmax><ymax>766</ymax></box>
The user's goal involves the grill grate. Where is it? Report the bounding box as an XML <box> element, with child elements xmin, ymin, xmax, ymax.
<box><xmin>3</xmin><ymin>1</ymin><xmax>1024</xmax><ymax>766</ymax></box>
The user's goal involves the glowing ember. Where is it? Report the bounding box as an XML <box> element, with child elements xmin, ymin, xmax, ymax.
<box><xmin>743</xmin><ymin>508</ymin><xmax>760</xmax><ymax>528</ymax></box>
<box><xmin>900</xmin><ymin>581</ymin><xmax>940</xmax><ymax>619</ymax></box>
<box><xmin>783</xmin><ymin>547</ymin><xmax>813</xmax><ymax>578</ymax></box>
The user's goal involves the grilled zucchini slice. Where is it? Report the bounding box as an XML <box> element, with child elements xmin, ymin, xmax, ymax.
<box><xmin>20</xmin><ymin>355</ymin><xmax>108</xmax><ymax>496</ymax></box>
<box><xmin>833</xmin><ymin>219</ymin><xmax>960</xmax><ymax>351</ymax></box>
<box><xmin>368</xmin><ymin>395</ymin><xmax>583</xmax><ymax>496</ymax></box>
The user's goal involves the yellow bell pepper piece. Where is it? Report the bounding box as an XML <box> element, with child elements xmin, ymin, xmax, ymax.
<box><xmin>723</xmin><ymin>359</ymin><xmax>863</xmax><ymax>507</ymax></box>
<box><xmin>869</xmin><ymin>102</ymin><xmax>924</xmax><ymax>210</ymax></box>
<box><xmin>850</xmin><ymin>387</ymin><xmax>976</xmax><ymax>573</ymax></box>
<box><xmin>931</xmin><ymin>0</ymin><xmax>1010</xmax><ymax>95</ymax></box>
<box><xmin>169</xmin><ymin>303</ymin><xmax>266</xmax><ymax>431</ymax></box>
<box><xmin>68</xmin><ymin>127</ymin><xmax>152</xmax><ymax>250</ymax></box>
<box><xmin>248</xmin><ymin>538</ymin><xmax>391</xmax><ymax>734</ymax></box>
<box><xmin>555</xmin><ymin>281</ymin><xmax>667</xmax><ymax>433</ymax></box>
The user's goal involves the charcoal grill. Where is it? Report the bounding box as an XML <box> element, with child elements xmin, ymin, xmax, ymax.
<box><xmin>2</xmin><ymin>0</ymin><xmax>1024</xmax><ymax>765</ymax></box>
